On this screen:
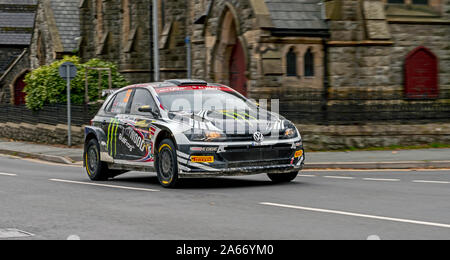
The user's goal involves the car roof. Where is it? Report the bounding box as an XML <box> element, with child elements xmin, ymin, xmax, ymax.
<box><xmin>122</xmin><ymin>79</ymin><xmax>230</xmax><ymax>92</ymax></box>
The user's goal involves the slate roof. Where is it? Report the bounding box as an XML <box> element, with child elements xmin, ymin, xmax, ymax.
<box><xmin>0</xmin><ymin>0</ymin><xmax>37</xmax><ymax>46</ymax></box>
<box><xmin>264</xmin><ymin>0</ymin><xmax>328</xmax><ymax>33</ymax></box>
<box><xmin>49</xmin><ymin>0</ymin><xmax>80</xmax><ymax>52</ymax></box>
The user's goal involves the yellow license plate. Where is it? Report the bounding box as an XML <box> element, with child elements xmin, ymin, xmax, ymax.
<box><xmin>191</xmin><ymin>156</ymin><xmax>214</xmax><ymax>163</ymax></box>
<box><xmin>295</xmin><ymin>150</ymin><xmax>304</xmax><ymax>158</ymax></box>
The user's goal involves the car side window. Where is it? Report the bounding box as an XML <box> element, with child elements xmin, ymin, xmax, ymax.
<box><xmin>106</xmin><ymin>89</ymin><xmax>133</xmax><ymax>114</ymax></box>
<box><xmin>130</xmin><ymin>89</ymin><xmax>158</xmax><ymax>116</ymax></box>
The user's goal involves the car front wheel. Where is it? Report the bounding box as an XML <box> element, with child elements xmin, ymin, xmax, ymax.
<box><xmin>85</xmin><ymin>139</ymin><xmax>109</xmax><ymax>181</ymax></box>
<box><xmin>156</xmin><ymin>139</ymin><xmax>180</xmax><ymax>188</ymax></box>
<box><xmin>267</xmin><ymin>171</ymin><xmax>299</xmax><ymax>183</ymax></box>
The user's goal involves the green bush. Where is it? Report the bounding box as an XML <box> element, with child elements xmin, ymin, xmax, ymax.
<box><xmin>24</xmin><ymin>56</ymin><xmax>129</xmax><ymax>110</ymax></box>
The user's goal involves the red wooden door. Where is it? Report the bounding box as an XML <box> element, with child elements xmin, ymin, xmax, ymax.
<box><xmin>14</xmin><ymin>74</ymin><xmax>27</xmax><ymax>105</ymax></box>
<box><xmin>405</xmin><ymin>47</ymin><xmax>439</xmax><ymax>99</ymax></box>
<box><xmin>229</xmin><ymin>41</ymin><xmax>247</xmax><ymax>96</ymax></box>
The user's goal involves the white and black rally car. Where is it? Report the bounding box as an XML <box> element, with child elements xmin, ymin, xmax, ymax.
<box><xmin>84</xmin><ymin>79</ymin><xmax>305</xmax><ymax>188</ymax></box>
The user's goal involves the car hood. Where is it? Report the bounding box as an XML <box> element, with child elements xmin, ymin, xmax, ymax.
<box><xmin>168</xmin><ymin>109</ymin><xmax>288</xmax><ymax>135</ymax></box>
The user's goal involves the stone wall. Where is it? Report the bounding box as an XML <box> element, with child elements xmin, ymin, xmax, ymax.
<box><xmin>1</xmin><ymin>120</ymin><xmax>449</xmax><ymax>150</ymax></box>
<box><xmin>0</xmin><ymin>48</ymin><xmax>23</xmax><ymax>75</ymax></box>
<box><xmin>118</xmin><ymin>0</ymin><xmax>153</xmax><ymax>83</ymax></box>
<box><xmin>158</xmin><ymin>0</ymin><xmax>188</xmax><ymax>79</ymax></box>
<box><xmin>80</xmin><ymin>0</ymin><xmax>189</xmax><ymax>84</ymax></box>
<box><xmin>299</xmin><ymin>123</ymin><xmax>450</xmax><ymax>151</ymax></box>
<box><xmin>0</xmin><ymin>122</ymin><xmax>85</xmax><ymax>145</ymax></box>
<box><xmin>389</xmin><ymin>23</ymin><xmax>450</xmax><ymax>91</ymax></box>
<box><xmin>327</xmin><ymin>0</ymin><xmax>450</xmax><ymax>93</ymax></box>
<box><xmin>328</xmin><ymin>45</ymin><xmax>392</xmax><ymax>90</ymax></box>
<box><xmin>29</xmin><ymin>0</ymin><xmax>57</xmax><ymax>70</ymax></box>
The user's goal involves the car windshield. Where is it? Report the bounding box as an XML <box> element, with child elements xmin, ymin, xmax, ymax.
<box><xmin>157</xmin><ymin>86</ymin><xmax>254</xmax><ymax>113</ymax></box>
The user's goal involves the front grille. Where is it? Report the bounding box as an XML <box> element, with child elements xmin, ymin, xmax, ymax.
<box><xmin>212</xmin><ymin>132</ymin><xmax>286</xmax><ymax>142</ymax></box>
<box><xmin>227</xmin><ymin>159</ymin><xmax>292</xmax><ymax>168</ymax></box>
<box><xmin>220</xmin><ymin>146</ymin><xmax>294</xmax><ymax>162</ymax></box>
<box><xmin>223</xmin><ymin>135</ymin><xmax>254</xmax><ymax>142</ymax></box>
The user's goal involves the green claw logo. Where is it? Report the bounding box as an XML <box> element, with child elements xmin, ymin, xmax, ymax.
<box><xmin>107</xmin><ymin>119</ymin><xmax>120</xmax><ymax>156</ymax></box>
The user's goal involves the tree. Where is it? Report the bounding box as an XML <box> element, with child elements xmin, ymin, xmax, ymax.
<box><xmin>24</xmin><ymin>56</ymin><xmax>129</xmax><ymax>110</ymax></box>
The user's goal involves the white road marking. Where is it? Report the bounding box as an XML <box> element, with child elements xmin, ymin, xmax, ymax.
<box><xmin>362</xmin><ymin>178</ymin><xmax>400</xmax><ymax>182</ymax></box>
<box><xmin>302</xmin><ymin>169</ymin><xmax>450</xmax><ymax>172</ymax></box>
<box><xmin>413</xmin><ymin>180</ymin><xmax>450</xmax><ymax>184</ymax></box>
<box><xmin>0</xmin><ymin>172</ymin><xmax>17</xmax><ymax>177</ymax></box>
<box><xmin>260</xmin><ymin>202</ymin><xmax>450</xmax><ymax>229</ymax></box>
<box><xmin>367</xmin><ymin>235</ymin><xmax>381</xmax><ymax>240</ymax></box>
<box><xmin>324</xmin><ymin>176</ymin><xmax>355</xmax><ymax>180</ymax></box>
<box><xmin>22</xmin><ymin>158</ymin><xmax>82</xmax><ymax>167</ymax></box>
<box><xmin>299</xmin><ymin>175</ymin><xmax>316</xmax><ymax>178</ymax></box>
<box><xmin>67</xmin><ymin>235</ymin><xmax>81</xmax><ymax>240</ymax></box>
<box><xmin>49</xmin><ymin>179</ymin><xmax>159</xmax><ymax>192</ymax></box>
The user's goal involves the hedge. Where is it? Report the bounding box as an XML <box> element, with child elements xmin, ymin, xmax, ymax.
<box><xmin>24</xmin><ymin>56</ymin><xmax>129</xmax><ymax>110</ymax></box>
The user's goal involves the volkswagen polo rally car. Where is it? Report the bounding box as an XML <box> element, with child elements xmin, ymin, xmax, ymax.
<box><xmin>84</xmin><ymin>79</ymin><xmax>305</xmax><ymax>188</ymax></box>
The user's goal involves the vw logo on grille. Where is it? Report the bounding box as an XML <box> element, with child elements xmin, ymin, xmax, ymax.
<box><xmin>253</xmin><ymin>131</ymin><xmax>264</xmax><ymax>143</ymax></box>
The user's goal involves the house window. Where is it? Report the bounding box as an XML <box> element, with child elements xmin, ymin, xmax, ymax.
<box><xmin>286</xmin><ymin>48</ymin><xmax>297</xmax><ymax>77</ymax></box>
<box><xmin>304</xmin><ymin>48</ymin><xmax>315</xmax><ymax>77</ymax></box>
<box><xmin>387</xmin><ymin>0</ymin><xmax>405</xmax><ymax>3</ymax></box>
<box><xmin>412</xmin><ymin>0</ymin><xmax>428</xmax><ymax>5</ymax></box>
<box><xmin>405</xmin><ymin>46</ymin><xmax>439</xmax><ymax>99</ymax></box>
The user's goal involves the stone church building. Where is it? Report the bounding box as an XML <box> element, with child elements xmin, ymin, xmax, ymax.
<box><xmin>0</xmin><ymin>0</ymin><xmax>80</xmax><ymax>105</ymax></box>
<box><xmin>79</xmin><ymin>0</ymin><xmax>450</xmax><ymax>103</ymax></box>
<box><xmin>1</xmin><ymin>0</ymin><xmax>449</xmax><ymax>109</ymax></box>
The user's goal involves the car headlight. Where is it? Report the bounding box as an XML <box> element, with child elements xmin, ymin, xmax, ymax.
<box><xmin>282</xmin><ymin>121</ymin><xmax>298</xmax><ymax>139</ymax></box>
<box><xmin>284</xmin><ymin>128</ymin><xmax>296</xmax><ymax>139</ymax></box>
<box><xmin>184</xmin><ymin>129</ymin><xmax>224</xmax><ymax>142</ymax></box>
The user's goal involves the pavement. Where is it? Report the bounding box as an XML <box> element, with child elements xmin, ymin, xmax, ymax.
<box><xmin>0</xmin><ymin>154</ymin><xmax>449</xmax><ymax>240</ymax></box>
<box><xmin>1</xmin><ymin>139</ymin><xmax>449</xmax><ymax>169</ymax></box>
<box><xmin>0</xmin><ymin>140</ymin><xmax>83</xmax><ymax>164</ymax></box>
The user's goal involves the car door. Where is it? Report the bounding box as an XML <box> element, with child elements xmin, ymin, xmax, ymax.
<box><xmin>103</xmin><ymin>89</ymin><xmax>133</xmax><ymax>160</ymax></box>
<box><xmin>124</xmin><ymin>88</ymin><xmax>159</xmax><ymax>163</ymax></box>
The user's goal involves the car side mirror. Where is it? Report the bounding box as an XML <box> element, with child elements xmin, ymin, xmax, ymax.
<box><xmin>138</xmin><ymin>105</ymin><xmax>159</xmax><ymax>117</ymax></box>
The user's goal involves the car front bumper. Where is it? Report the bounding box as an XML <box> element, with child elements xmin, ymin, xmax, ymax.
<box><xmin>176</xmin><ymin>142</ymin><xmax>305</xmax><ymax>178</ymax></box>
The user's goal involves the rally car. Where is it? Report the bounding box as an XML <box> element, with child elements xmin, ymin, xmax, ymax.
<box><xmin>84</xmin><ymin>79</ymin><xmax>305</xmax><ymax>188</ymax></box>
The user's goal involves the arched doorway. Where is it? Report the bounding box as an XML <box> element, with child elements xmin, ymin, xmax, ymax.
<box><xmin>229</xmin><ymin>40</ymin><xmax>247</xmax><ymax>96</ymax></box>
<box><xmin>405</xmin><ymin>46</ymin><xmax>439</xmax><ymax>99</ymax></box>
<box><xmin>13</xmin><ymin>72</ymin><xmax>27</xmax><ymax>106</ymax></box>
<box><xmin>213</xmin><ymin>6</ymin><xmax>248</xmax><ymax>96</ymax></box>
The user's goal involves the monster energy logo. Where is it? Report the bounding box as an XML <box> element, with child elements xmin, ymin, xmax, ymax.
<box><xmin>107</xmin><ymin>118</ymin><xmax>120</xmax><ymax>157</ymax></box>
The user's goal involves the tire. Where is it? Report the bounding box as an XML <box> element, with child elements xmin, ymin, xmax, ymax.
<box><xmin>155</xmin><ymin>139</ymin><xmax>180</xmax><ymax>188</ymax></box>
<box><xmin>267</xmin><ymin>171</ymin><xmax>299</xmax><ymax>183</ymax></box>
<box><xmin>85</xmin><ymin>138</ymin><xmax>110</xmax><ymax>181</ymax></box>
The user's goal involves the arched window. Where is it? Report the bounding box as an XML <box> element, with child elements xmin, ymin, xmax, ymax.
<box><xmin>304</xmin><ymin>48</ymin><xmax>315</xmax><ymax>77</ymax></box>
<box><xmin>405</xmin><ymin>46</ymin><xmax>439</xmax><ymax>99</ymax></box>
<box><xmin>286</xmin><ymin>48</ymin><xmax>297</xmax><ymax>77</ymax></box>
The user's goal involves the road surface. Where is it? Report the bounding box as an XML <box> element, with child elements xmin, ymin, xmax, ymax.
<box><xmin>0</xmin><ymin>154</ymin><xmax>449</xmax><ymax>240</ymax></box>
